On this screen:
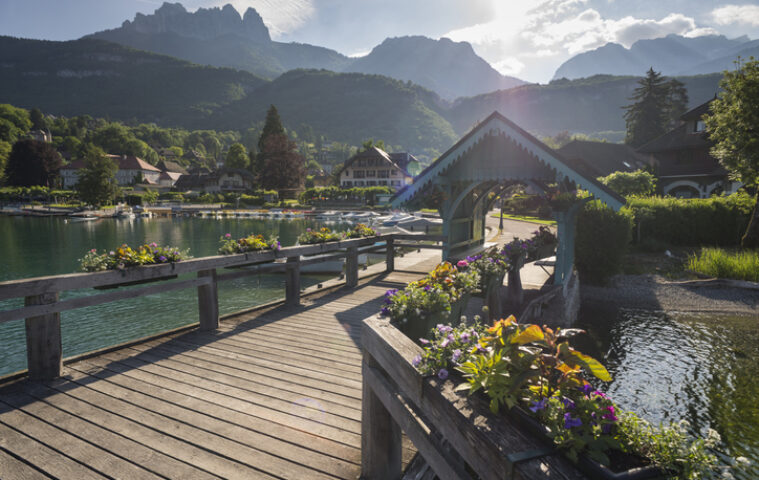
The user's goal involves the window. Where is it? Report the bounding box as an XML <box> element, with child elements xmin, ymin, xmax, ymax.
<box><xmin>366</xmin><ymin>170</ymin><xmax>376</xmax><ymax>177</ymax></box>
<box><xmin>694</xmin><ymin>120</ymin><xmax>706</xmax><ymax>133</ymax></box>
<box><xmin>354</xmin><ymin>170</ymin><xmax>365</xmax><ymax>178</ymax></box>
<box><xmin>380</xmin><ymin>180</ymin><xmax>388</xmax><ymax>186</ymax></box>
<box><xmin>344</xmin><ymin>181</ymin><xmax>353</xmax><ymax>187</ymax></box>
<box><xmin>378</xmin><ymin>170</ymin><xmax>389</xmax><ymax>178</ymax></box>
<box><xmin>357</xmin><ymin>159</ymin><xmax>366</xmax><ymax>167</ymax></box>
<box><xmin>356</xmin><ymin>180</ymin><xmax>365</xmax><ymax>186</ymax></box>
<box><xmin>344</xmin><ymin>170</ymin><xmax>349</xmax><ymax>177</ymax></box>
<box><xmin>367</xmin><ymin>180</ymin><xmax>377</xmax><ymax>186</ymax></box>
<box><xmin>391</xmin><ymin>169</ymin><xmax>399</xmax><ymax>176</ymax></box>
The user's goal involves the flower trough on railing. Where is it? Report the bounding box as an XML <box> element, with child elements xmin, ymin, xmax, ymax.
<box><xmin>218</xmin><ymin>233</ymin><xmax>281</xmax><ymax>255</ymax></box>
<box><xmin>344</xmin><ymin>223</ymin><xmax>378</xmax><ymax>239</ymax></box>
<box><xmin>412</xmin><ymin>316</ymin><xmax>750</xmax><ymax>479</ymax></box>
<box><xmin>297</xmin><ymin>227</ymin><xmax>344</xmax><ymax>244</ymax></box>
<box><xmin>80</xmin><ymin>243</ymin><xmax>189</xmax><ymax>272</ymax></box>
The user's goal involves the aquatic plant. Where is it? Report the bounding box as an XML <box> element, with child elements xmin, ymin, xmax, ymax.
<box><xmin>80</xmin><ymin>243</ymin><xmax>188</xmax><ymax>271</ymax></box>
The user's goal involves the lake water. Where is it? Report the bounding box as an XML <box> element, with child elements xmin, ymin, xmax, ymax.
<box><xmin>576</xmin><ymin>306</ymin><xmax>758</xmax><ymax>478</ymax></box>
<box><xmin>0</xmin><ymin>215</ymin><xmax>354</xmax><ymax>376</ymax></box>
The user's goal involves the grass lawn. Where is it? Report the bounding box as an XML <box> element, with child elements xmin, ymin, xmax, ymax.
<box><xmin>489</xmin><ymin>213</ymin><xmax>556</xmax><ymax>225</ymax></box>
<box><xmin>687</xmin><ymin>248</ymin><xmax>759</xmax><ymax>282</ymax></box>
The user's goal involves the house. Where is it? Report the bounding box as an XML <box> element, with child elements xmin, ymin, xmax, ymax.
<box><xmin>60</xmin><ymin>154</ymin><xmax>161</xmax><ymax>189</ymax></box>
<box><xmin>556</xmin><ymin>140</ymin><xmax>651</xmax><ymax>178</ymax></box>
<box><xmin>340</xmin><ymin>147</ymin><xmax>419</xmax><ymax>190</ymax></box>
<box><xmin>157</xmin><ymin>160</ymin><xmax>188</xmax><ymax>175</ymax></box>
<box><xmin>173</xmin><ymin>168</ymin><xmax>254</xmax><ymax>193</ymax></box>
<box><xmin>637</xmin><ymin>99</ymin><xmax>740</xmax><ymax>198</ymax></box>
<box><xmin>28</xmin><ymin>130</ymin><xmax>52</xmax><ymax>143</ymax></box>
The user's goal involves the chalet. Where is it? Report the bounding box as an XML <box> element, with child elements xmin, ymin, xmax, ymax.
<box><xmin>340</xmin><ymin>147</ymin><xmax>419</xmax><ymax>190</ymax></box>
<box><xmin>173</xmin><ymin>168</ymin><xmax>254</xmax><ymax>193</ymax></box>
<box><xmin>60</xmin><ymin>155</ymin><xmax>161</xmax><ymax>189</ymax></box>
<box><xmin>637</xmin><ymin>99</ymin><xmax>740</xmax><ymax>198</ymax></box>
<box><xmin>556</xmin><ymin>140</ymin><xmax>650</xmax><ymax>178</ymax></box>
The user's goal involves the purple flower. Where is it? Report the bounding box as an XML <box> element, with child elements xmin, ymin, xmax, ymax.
<box><xmin>306</xmin><ymin>228</ymin><xmax>311</xmax><ymax>232</ymax></box>
<box><xmin>412</xmin><ymin>355</ymin><xmax>422</xmax><ymax>367</ymax></box>
<box><xmin>437</xmin><ymin>368</ymin><xmax>449</xmax><ymax>380</ymax></box>
<box><xmin>451</xmin><ymin>349</ymin><xmax>462</xmax><ymax>362</ymax></box>
<box><xmin>385</xmin><ymin>289</ymin><xmax>398</xmax><ymax>297</ymax></box>
<box><xmin>441</xmin><ymin>338</ymin><xmax>451</xmax><ymax>348</ymax></box>
<box><xmin>159</xmin><ymin>255</ymin><xmax>167</xmax><ymax>262</ymax></box>
<box><xmin>580</xmin><ymin>384</ymin><xmax>593</xmax><ymax>395</ymax></box>
<box><xmin>562</xmin><ymin>398</ymin><xmax>576</xmax><ymax>410</ymax></box>
<box><xmin>530</xmin><ymin>398</ymin><xmax>548</xmax><ymax>413</ymax></box>
<box><xmin>419</xmin><ymin>338</ymin><xmax>430</xmax><ymax>345</ymax></box>
<box><xmin>564</xmin><ymin>413</ymin><xmax>582</xmax><ymax>429</ymax></box>
<box><xmin>460</xmin><ymin>332</ymin><xmax>471</xmax><ymax>343</ymax></box>
<box><xmin>424</xmin><ymin>285</ymin><xmax>432</xmax><ymax>291</ymax></box>
<box><xmin>380</xmin><ymin>306</ymin><xmax>389</xmax><ymax>316</ymax></box>
<box><xmin>109</xmin><ymin>251</ymin><xmax>115</xmax><ymax>256</ymax></box>
<box><xmin>466</xmin><ymin>256</ymin><xmax>475</xmax><ymax>262</ymax></box>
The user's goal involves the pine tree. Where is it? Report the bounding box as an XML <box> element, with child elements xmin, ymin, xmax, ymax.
<box><xmin>665</xmin><ymin>78</ymin><xmax>689</xmax><ymax>128</ymax></box>
<box><xmin>623</xmin><ymin>68</ymin><xmax>671</xmax><ymax>147</ymax></box>
<box><xmin>256</xmin><ymin>105</ymin><xmax>304</xmax><ymax>193</ymax></box>
<box><xmin>256</xmin><ymin>105</ymin><xmax>286</xmax><ymax>174</ymax></box>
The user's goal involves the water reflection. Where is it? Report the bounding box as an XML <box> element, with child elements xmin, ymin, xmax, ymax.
<box><xmin>576</xmin><ymin>307</ymin><xmax>759</xmax><ymax>478</ymax></box>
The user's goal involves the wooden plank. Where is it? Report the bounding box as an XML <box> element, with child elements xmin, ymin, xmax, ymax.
<box><xmin>0</xmin><ymin>448</ymin><xmax>50</xmax><ymax>480</ymax></box>
<box><xmin>361</xmin><ymin>351</ymin><xmax>401</xmax><ymax>479</ymax></box>
<box><xmin>0</xmin><ymin>277</ymin><xmax>211</xmax><ymax>325</ymax></box>
<box><xmin>346</xmin><ymin>247</ymin><xmax>359</xmax><ymax>288</ymax></box>
<box><xmin>0</xmin><ymin>404</ymin><xmax>160</xmax><ymax>480</ymax></box>
<box><xmin>20</xmin><ymin>381</ymin><xmax>264</xmax><ymax>479</ymax></box>
<box><xmin>395</xmin><ymin>242</ymin><xmax>444</xmax><ymax>250</ymax></box>
<box><xmin>285</xmin><ymin>256</ymin><xmax>301</xmax><ymax>307</ymax></box>
<box><xmin>386</xmin><ymin>237</ymin><xmax>395</xmax><ymax>272</ymax></box>
<box><xmin>0</xmin><ymin>390</ymin><xmax>219</xmax><ymax>480</ymax></box>
<box><xmin>0</xmin><ymin>420</ymin><xmax>106</xmax><ymax>480</ymax></box>
<box><xmin>197</xmin><ymin>269</ymin><xmax>219</xmax><ymax>331</ymax></box>
<box><xmin>68</xmin><ymin>361</ymin><xmax>361</xmax><ymax>479</ymax></box>
<box><xmin>25</xmin><ymin>292</ymin><xmax>61</xmax><ymax>381</ymax></box>
<box><xmin>48</xmin><ymin>374</ymin><xmax>323</xmax><ymax>479</ymax></box>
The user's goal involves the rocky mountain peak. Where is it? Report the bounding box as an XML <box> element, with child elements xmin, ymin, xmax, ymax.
<box><xmin>121</xmin><ymin>2</ymin><xmax>270</xmax><ymax>43</ymax></box>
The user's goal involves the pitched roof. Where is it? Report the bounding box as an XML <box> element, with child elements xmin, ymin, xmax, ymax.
<box><xmin>60</xmin><ymin>155</ymin><xmax>160</xmax><ymax>172</ymax></box>
<box><xmin>637</xmin><ymin>123</ymin><xmax>712</xmax><ymax>153</ymax></box>
<box><xmin>391</xmin><ymin>111</ymin><xmax>625</xmax><ymax>210</ymax></box>
<box><xmin>680</xmin><ymin>97</ymin><xmax>715</xmax><ymax>121</ymax></box>
<box><xmin>557</xmin><ymin>140</ymin><xmax>650</xmax><ymax>177</ymax></box>
<box><xmin>343</xmin><ymin>147</ymin><xmax>416</xmax><ymax>176</ymax></box>
<box><xmin>157</xmin><ymin>160</ymin><xmax>188</xmax><ymax>175</ymax></box>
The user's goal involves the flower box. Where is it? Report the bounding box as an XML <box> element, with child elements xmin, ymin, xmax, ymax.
<box><xmin>94</xmin><ymin>274</ymin><xmax>179</xmax><ymax>290</ymax></box>
<box><xmin>508</xmin><ymin>407</ymin><xmax>667</xmax><ymax>480</ymax></box>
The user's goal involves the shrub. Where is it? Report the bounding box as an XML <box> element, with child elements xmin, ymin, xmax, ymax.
<box><xmin>687</xmin><ymin>247</ymin><xmax>759</xmax><ymax>282</ymax></box>
<box><xmin>626</xmin><ymin>192</ymin><xmax>753</xmax><ymax>247</ymax></box>
<box><xmin>575</xmin><ymin>201</ymin><xmax>634</xmax><ymax>285</ymax></box>
<box><xmin>598</xmin><ymin>170</ymin><xmax>656</xmax><ymax>196</ymax></box>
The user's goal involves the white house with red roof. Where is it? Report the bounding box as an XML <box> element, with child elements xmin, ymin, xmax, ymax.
<box><xmin>60</xmin><ymin>154</ymin><xmax>162</xmax><ymax>189</ymax></box>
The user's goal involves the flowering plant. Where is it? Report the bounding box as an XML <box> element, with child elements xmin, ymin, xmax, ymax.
<box><xmin>413</xmin><ymin>316</ymin><xmax>748</xmax><ymax>478</ymax></box>
<box><xmin>80</xmin><ymin>243</ymin><xmax>188</xmax><ymax>271</ymax></box>
<box><xmin>501</xmin><ymin>237</ymin><xmax>533</xmax><ymax>270</ymax></box>
<box><xmin>297</xmin><ymin>227</ymin><xmax>343</xmax><ymax>244</ymax></box>
<box><xmin>344</xmin><ymin>223</ymin><xmax>377</xmax><ymax>239</ymax></box>
<box><xmin>218</xmin><ymin>233</ymin><xmax>280</xmax><ymax>255</ymax></box>
<box><xmin>457</xmin><ymin>247</ymin><xmax>509</xmax><ymax>291</ymax></box>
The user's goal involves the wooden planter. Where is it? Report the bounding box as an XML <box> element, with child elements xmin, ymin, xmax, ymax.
<box><xmin>394</xmin><ymin>294</ymin><xmax>471</xmax><ymax>344</ymax></box>
<box><xmin>94</xmin><ymin>274</ymin><xmax>179</xmax><ymax>290</ymax></box>
<box><xmin>361</xmin><ymin>316</ymin><xmax>666</xmax><ymax>480</ymax></box>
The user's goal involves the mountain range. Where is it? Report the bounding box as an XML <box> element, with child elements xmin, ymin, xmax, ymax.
<box><xmin>87</xmin><ymin>2</ymin><xmax>525</xmax><ymax>100</ymax></box>
<box><xmin>554</xmin><ymin>34</ymin><xmax>759</xmax><ymax>80</ymax></box>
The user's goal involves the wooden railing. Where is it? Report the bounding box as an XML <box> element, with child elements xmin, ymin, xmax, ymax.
<box><xmin>361</xmin><ymin>315</ymin><xmax>586</xmax><ymax>479</ymax></box>
<box><xmin>0</xmin><ymin>233</ymin><xmax>444</xmax><ymax>381</ymax></box>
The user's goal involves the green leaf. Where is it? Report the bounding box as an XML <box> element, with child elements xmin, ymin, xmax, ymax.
<box><xmin>563</xmin><ymin>347</ymin><xmax>612</xmax><ymax>382</ymax></box>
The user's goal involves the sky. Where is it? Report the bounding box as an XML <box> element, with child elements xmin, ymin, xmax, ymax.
<box><xmin>1</xmin><ymin>0</ymin><xmax>759</xmax><ymax>82</ymax></box>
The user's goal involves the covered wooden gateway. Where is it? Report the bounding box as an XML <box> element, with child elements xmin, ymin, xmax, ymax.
<box><xmin>390</xmin><ymin>112</ymin><xmax>625</xmax><ymax>285</ymax></box>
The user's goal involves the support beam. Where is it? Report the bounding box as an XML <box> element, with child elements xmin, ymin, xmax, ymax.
<box><xmin>361</xmin><ymin>352</ymin><xmax>402</xmax><ymax>479</ymax></box>
<box><xmin>24</xmin><ymin>292</ymin><xmax>62</xmax><ymax>380</ymax></box>
<box><xmin>285</xmin><ymin>256</ymin><xmax>301</xmax><ymax>306</ymax></box>
<box><xmin>346</xmin><ymin>247</ymin><xmax>359</xmax><ymax>287</ymax></box>
<box><xmin>197</xmin><ymin>269</ymin><xmax>219</xmax><ymax>331</ymax></box>
<box><xmin>385</xmin><ymin>238</ymin><xmax>395</xmax><ymax>273</ymax></box>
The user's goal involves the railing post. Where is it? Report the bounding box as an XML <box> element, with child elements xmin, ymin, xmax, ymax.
<box><xmin>197</xmin><ymin>269</ymin><xmax>219</xmax><ymax>331</ymax></box>
<box><xmin>25</xmin><ymin>292</ymin><xmax>62</xmax><ymax>380</ymax></box>
<box><xmin>361</xmin><ymin>352</ymin><xmax>402</xmax><ymax>479</ymax></box>
<box><xmin>385</xmin><ymin>237</ymin><xmax>395</xmax><ymax>273</ymax></box>
<box><xmin>285</xmin><ymin>256</ymin><xmax>301</xmax><ymax>306</ymax></box>
<box><xmin>346</xmin><ymin>246</ymin><xmax>359</xmax><ymax>288</ymax></box>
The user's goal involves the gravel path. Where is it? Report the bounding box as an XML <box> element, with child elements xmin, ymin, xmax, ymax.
<box><xmin>582</xmin><ymin>274</ymin><xmax>759</xmax><ymax>315</ymax></box>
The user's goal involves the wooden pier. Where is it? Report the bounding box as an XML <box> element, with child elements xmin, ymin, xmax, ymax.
<box><xmin>0</xmin><ymin>243</ymin><xmax>440</xmax><ymax>480</ymax></box>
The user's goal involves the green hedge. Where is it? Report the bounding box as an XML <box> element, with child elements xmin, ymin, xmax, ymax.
<box><xmin>575</xmin><ymin>200</ymin><xmax>634</xmax><ymax>285</ymax></box>
<box><xmin>626</xmin><ymin>192</ymin><xmax>753</xmax><ymax>246</ymax></box>
<box><xmin>299</xmin><ymin>186</ymin><xmax>393</xmax><ymax>205</ymax></box>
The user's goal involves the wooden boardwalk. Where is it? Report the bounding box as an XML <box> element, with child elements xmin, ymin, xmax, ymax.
<box><xmin>0</xmin><ymin>251</ymin><xmax>441</xmax><ymax>480</ymax></box>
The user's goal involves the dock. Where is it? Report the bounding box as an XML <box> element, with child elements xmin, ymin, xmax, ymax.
<box><xmin>0</xmin><ymin>249</ymin><xmax>440</xmax><ymax>480</ymax></box>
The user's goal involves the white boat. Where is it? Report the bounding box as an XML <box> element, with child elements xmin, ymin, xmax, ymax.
<box><xmin>315</xmin><ymin>210</ymin><xmax>340</xmax><ymax>220</ymax></box>
<box><xmin>67</xmin><ymin>214</ymin><xmax>98</xmax><ymax>223</ymax></box>
<box><xmin>379</xmin><ymin>213</ymin><xmax>415</xmax><ymax>226</ymax></box>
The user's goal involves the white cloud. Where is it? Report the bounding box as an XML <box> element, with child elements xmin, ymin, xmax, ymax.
<box><xmin>441</xmin><ymin>0</ymin><xmax>717</xmax><ymax>81</ymax></box>
<box><xmin>210</xmin><ymin>0</ymin><xmax>316</xmax><ymax>37</ymax></box>
<box><xmin>711</xmin><ymin>5</ymin><xmax>759</xmax><ymax>27</ymax></box>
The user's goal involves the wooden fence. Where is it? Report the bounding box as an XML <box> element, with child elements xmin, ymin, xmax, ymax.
<box><xmin>0</xmin><ymin>234</ymin><xmax>444</xmax><ymax>381</ymax></box>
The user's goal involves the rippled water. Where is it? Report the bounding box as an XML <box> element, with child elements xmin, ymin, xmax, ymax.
<box><xmin>576</xmin><ymin>307</ymin><xmax>759</xmax><ymax>478</ymax></box>
<box><xmin>0</xmin><ymin>215</ymin><xmax>354</xmax><ymax>376</ymax></box>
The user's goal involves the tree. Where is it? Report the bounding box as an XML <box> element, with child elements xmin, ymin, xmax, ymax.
<box><xmin>256</xmin><ymin>105</ymin><xmax>285</xmax><ymax>173</ymax></box>
<box><xmin>705</xmin><ymin>58</ymin><xmax>759</xmax><ymax>248</ymax></box>
<box><xmin>29</xmin><ymin>108</ymin><xmax>47</xmax><ymax>131</ymax></box>
<box><xmin>142</xmin><ymin>188</ymin><xmax>158</xmax><ymax>205</ymax></box>
<box><xmin>225</xmin><ymin>143</ymin><xmax>249</xmax><ymax>169</ymax></box>
<box><xmin>361</xmin><ymin>138</ymin><xmax>386</xmax><ymax>151</ymax></box>
<box><xmin>258</xmin><ymin>134</ymin><xmax>305</xmax><ymax>193</ymax></box>
<box><xmin>76</xmin><ymin>147</ymin><xmax>119</xmax><ymax>208</ymax></box>
<box><xmin>5</xmin><ymin>139</ymin><xmax>62</xmax><ymax>187</ymax></box>
<box><xmin>598</xmin><ymin>170</ymin><xmax>657</xmax><ymax>196</ymax></box>
<box><xmin>623</xmin><ymin>69</ymin><xmax>689</xmax><ymax>148</ymax></box>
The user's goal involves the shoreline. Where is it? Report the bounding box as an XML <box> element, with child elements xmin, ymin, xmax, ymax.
<box><xmin>581</xmin><ymin>273</ymin><xmax>759</xmax><ymax>316</ymax></box>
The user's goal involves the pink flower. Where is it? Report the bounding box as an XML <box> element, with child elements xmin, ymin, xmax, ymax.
<box><xmin>457</xmin><ymin>260</ymin><xmax>468</xmax><ymax>268</ymax></box>
<box><xmin>225</xmin><ymin>233</ymin><xmax>232</xmax><ymax>238</ymax></box>
<box><xmin>90</xmin><ymin>249</ymin><xmax>96</xmax><ymax>253</ymax></box>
